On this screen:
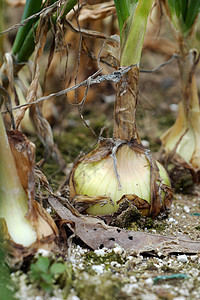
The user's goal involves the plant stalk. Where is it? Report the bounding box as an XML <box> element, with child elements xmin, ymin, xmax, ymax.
<box><xmin>113</xmin><ymin>66</ymin><xmax>140</xmax><ymax>141</ymax></box>
<box><xmin>12</xmin><ymin>0</ymin><xmax>42</xmax><ymax>55</ymax></box>
<box><xmin>113</xmin><ymin>0</ymin><xmax>154</xmax><ymax>141</ymax></box>
<box><xmin>114</xmin><ymin>0</ymin><xmax>130</xmax><ymax>37</ymax></box>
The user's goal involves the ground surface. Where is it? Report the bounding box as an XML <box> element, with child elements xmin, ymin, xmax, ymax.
<box><xmin>13</xmin><ymin>188</ymin><xmax>200</xmax><ymax>300</ymax></box>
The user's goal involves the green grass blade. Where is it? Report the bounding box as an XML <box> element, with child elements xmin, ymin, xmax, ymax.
<box><xmin>12</xmin><ymin>0</ymin><xmax>42</xmax><ymax>55</ymax></box>
<box><xmin>180</xmin><ymin>0</ymin><xmax>188</xmax><ymax>21</ymax></box>
<box><xmin>114</xmin><ymin>0</ymin><xmax>130</xmax><ymax>37</ymax></box>
<box><xmin>168</xmin><ymin>0</ymin><xmax>181</xmax><ymax>18</ymax></box>
<box><xmin>16</xmin><ymin>0</ymin><xmax>77</xmax><ymax>63</ymax></box>
<box><xmin>185</xmin><ymin>0</ymin><xmax>200</xmax><ymax>31</ymax></box>
<box><xmin>120</xmin><ymin>0</ymin><xmax>154</xmax><ymax>66</ymax></box>
<box><xmin>16</xmin><ymin>20</ymin><xmax>39</xmax><ymax>62</ymax></box>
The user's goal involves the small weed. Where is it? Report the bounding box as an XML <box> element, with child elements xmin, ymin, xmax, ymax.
<box><xmin>29</xmin><ymin>256</ymin><xmax>66</xmax><ymax>293</ymax></box>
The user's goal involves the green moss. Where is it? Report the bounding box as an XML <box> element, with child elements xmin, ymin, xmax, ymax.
<box><xmin>84</xmin><ymin>250</ymin><xmax>125</xmax><ymax>269</ymax></box>
<box><xmin>74</xmin><ymin>273</ymin><xmax>125</xmax><ymax>300</ymax></box>
<box><xmin>54</xmin><ymin>129</ymin><xmax>95</xmax><ymax>163</ymax></box>
<box><xmin>131</xmin><ymin>216</ymin><xmax>167</xmax><ymax>232</ymax></box>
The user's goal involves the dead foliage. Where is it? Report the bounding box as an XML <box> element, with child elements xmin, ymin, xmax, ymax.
<box><xmin>49</xmin><ymin>196</ymin><xmax>200</xmax><ymax>255</ymax></box>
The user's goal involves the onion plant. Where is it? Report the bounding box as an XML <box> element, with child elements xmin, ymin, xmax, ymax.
<box><xmin>69</xmin><ymin>0</ymin><xmax>172</xmax><ymax>218</ymax></box>
<box><xmin>160</xmin><ymin>0</ymin><xmax>200</xmax><ymax>182</ymax></box>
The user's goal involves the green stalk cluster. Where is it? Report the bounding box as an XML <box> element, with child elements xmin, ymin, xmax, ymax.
<box><xmin>12</xmin><ymin>0</ymin><xmax>43</xmax><ymax>55</ymax></box>
<box><xmin>167</xmin><ymin>0</ymin><xmax>200</xmax><ymax>34</ymax></box>
<box><xmin>12</xmin><ymin>0</ymin><xmax>77</xmax><ymax>63</ymax></box>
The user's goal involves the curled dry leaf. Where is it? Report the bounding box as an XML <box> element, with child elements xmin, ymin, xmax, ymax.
<box><xmin>49</xmin><ymin>196</ymin><xmax>200</xmax><ymax>255</ymax></box>
<box><xmin>14</xmin><ymin>11</ymin><xmax>54</xmax><ymax>159</ymax></box>
<box><xmin>78</xmin><ymin>2</ymin><xmax>115</xmax><ymax>22</ymax></box>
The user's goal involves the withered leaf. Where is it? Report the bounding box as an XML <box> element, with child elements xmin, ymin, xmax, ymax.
<box><xmin>73</xmin><ymin>195</ymin><xmax>114</xmax><ymax>213</ymax></box>
<box><xmin>49</xmin><ymin>196</ymin><xmax>200</xmax><ymax>255</ymax></box>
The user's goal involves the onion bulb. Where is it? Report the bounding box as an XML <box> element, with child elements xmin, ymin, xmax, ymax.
<box><xmin>161</xmin><ymin>50</ymin><xmax>200</xmax><ymax>182</ymax></box>
<box><xmin>70</xmin><ymin>140</ymin><xmax>172</xmax><ymax>217</ymax></box>
<box><xmin>0</xmin><ymin>113</ymin><xmax>58</xmax><ymax>265</ymax></box>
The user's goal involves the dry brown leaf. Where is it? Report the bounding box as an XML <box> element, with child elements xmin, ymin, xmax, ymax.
<box><xmin>8</xmin><ymin>130</ymin><xmax>35</xmax><ymax>192</ymax></box>
<box><xmin>49</xmin><ymin>196</ymin><xmax>200</xmax><ymax>255</ymax></box>
<box><xmin>78</xmin><ymin>2</ymin><xmax>115</xmax><ymax>22</ymax></box>
<box><xmin>5</xmin><ymin>0</ymin><xmax>25</xmax><ymax>6</ymax></box>
<box><xmin>143</xmin><ymin>37</ymin><xmax>177</xmax><ymax>56</ymax></box>
<box><xmin>64</xmin><ymin>19</ymin><xmax>116</xmax><ymax>42</ymax></box>
<box><xmin>73</xmin><ymin>195</ymin><xmax>114</xmax><ymax>213</ymax></box>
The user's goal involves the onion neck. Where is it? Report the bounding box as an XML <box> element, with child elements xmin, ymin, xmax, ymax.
<box><xmin>113</xmin><ymin>66</ymin><xmax>140</xmax><ymax>141</ymax></box>
<box><xmin>178</xmin><ymin>49</ymin><xmax>200</xmax><ymax>115</ymax></box>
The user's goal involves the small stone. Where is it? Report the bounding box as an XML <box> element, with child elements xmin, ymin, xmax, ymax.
<box><xmin>110</xmin><ymin>261</ymin><xmax>121</xmax><ymax>268</ymax></box>
<box><xmin>113</xmin><ymin>245</ymin><xmax>124</xmax><ymax>255</ymax></box>
<box><xmin>168</xmin><ymin>217</ymin><xmax>176</xmax><ymax>223</ymax></box>
<box><xmin>129</xmin><ymin>275</ymin><xmax>137</xmax><ymax>283</ymax></box>
<box><xmin>177</xmin><ymin>254</ymin><xmax>188</xmax><ymax>263</ymax></box>
<box><xmin>190</xmin><ymin>255</ymin><xmax>198</xmax><ymax>261</ymax></box>
<box><xmin>183</xmin><ymin>206</ymin><xmax>190</xmax><ymax>213</ymax></box>
<box><xmin>127</xmin><ymin>256</ymin><xmax>133</xmax><ymax>260</ymax></box>
<box><xmin>36</xmin><ymin>249</ymin><xmax>50</xmax><ymax>257</ymax></box>
<box><xmin>145</xmin><ymin>278</ymin><xmax>153</xmax><ymax>285</ymax></box>
<box><xmin>169</xmin><ymin>103</ymin><xmax>178</xmax><ymax>112</ymax></box>
<box><xmin>91</xmin><ymin>265</ymin><xmax>104</xmax><ymax>274</ymax></box>
<box><xmin>94</xmin><ymin>249</ymin><xmax>105</xmax><ymax>256</ymax></box>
